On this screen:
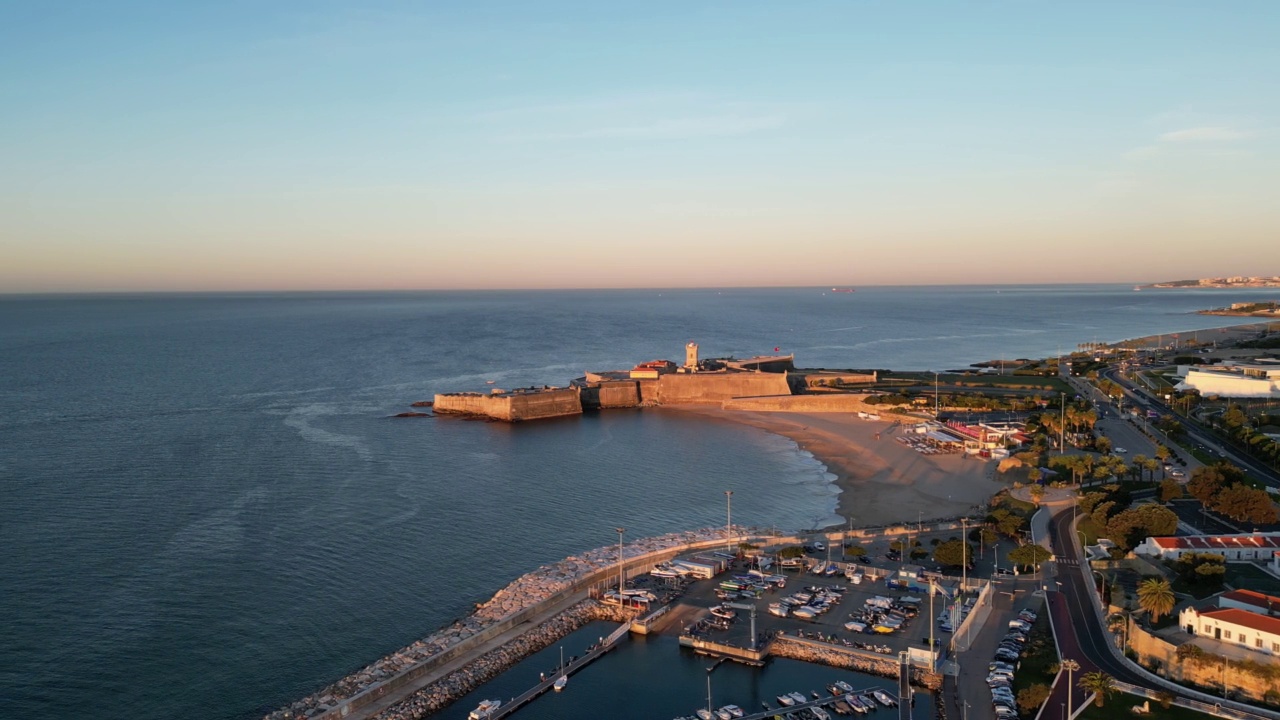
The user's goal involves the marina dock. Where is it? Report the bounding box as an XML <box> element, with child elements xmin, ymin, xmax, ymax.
<box><xmin>487</xmin><ymin>622</ymin><xmax>630</xmax><ymax>720</ymax></box>
<box><xmin>729</xmin><ymin>686</ymin><xmax>904</xmax><ymax>720</ymax></box>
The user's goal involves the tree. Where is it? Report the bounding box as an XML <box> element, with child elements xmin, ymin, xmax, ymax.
<box><xmin>1155</xmin><ymin>690</ymin><xmax>1176</xmax><ymax>709</ymax></box>
<box><xmin>778</xmin><ymin>546</ymin><xmax>805</xmax><ymax>559</ymax></box>
<box><xmin>1211</xmin><ymin>483</ymin><xmax>1279</xmax><ymax>524</ymax></box>
<box><xmin>1096</xmin><ymin>436</ymin><xmax>1113</xmax><ymax>454</ymax></box>
<box><xmin>933</xmin><ymin>539</ymin><xmax>973</xmax><ymax>568</ymax></box>
<box><xmin>1008</xmin><ymin>543</ymin><xmax>1051</xmax><ymax>570</ymax></box>
<box><xmin>1078</xmin><ymin>671</ymin><xmax>1117</xmax><ymax>707</ymax></box>
<box><xmin>844</xmin><ymin>544</ymin><xmax>867</xmax><ymax>558</ymax></box>
<box><xmin>1159</xmin><ymin>477</ymin><xmax>1184</xmax><ymax>503</ymax></box>
<box><xmin>1029</xmin><ymin>483</ymin><xmax>1045</xmax><ymax>503</ymax></box>
<box><xmin>1137</xmin><ymin>577</ymin><xmax>1175</xmax><ymax>624</ymax></box>
<box><xmin>1017</xmin><ymin>683</ymin><xmax>1052</xmax><ymax>715</ymax></box>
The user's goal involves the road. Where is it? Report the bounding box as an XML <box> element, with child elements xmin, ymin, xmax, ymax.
<box><xmin>1099</xmin><ymin>367</ymin><xmax>1280</xmax><ymax>490</ymax></box>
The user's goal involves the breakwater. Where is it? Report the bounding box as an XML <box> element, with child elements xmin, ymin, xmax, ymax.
<box><xmin>370</xmin><ymin>600</ymin><xmax>631</xmax><ymax>720</ymax></box>
<box><xmin>265</xmin><ymin>527</ymin><xmax>771</xmax><ymax>720</ymax></box>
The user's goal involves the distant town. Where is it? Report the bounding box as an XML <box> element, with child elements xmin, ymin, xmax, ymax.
<box><xmin>1143</xmin><ymin>277</ymin><xmax>1280</xmax><ymax>289</ymax></box>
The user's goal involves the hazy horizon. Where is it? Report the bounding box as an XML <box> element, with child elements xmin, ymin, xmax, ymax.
<box><xmin>3</xmin><ymin>2</ymin><xmax>1278</xmax><ymax>293</ymax></box>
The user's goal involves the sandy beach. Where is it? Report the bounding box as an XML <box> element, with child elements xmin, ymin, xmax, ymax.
<box><xmin>659</xmin><ymin>406</ymin><xmax>1006</xmax><ymax>527</ymax></box>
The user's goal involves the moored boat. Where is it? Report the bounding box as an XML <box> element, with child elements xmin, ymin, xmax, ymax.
<box><xmin>872</xmin><ymin>690</ymin><xmax>897</xmax><ymax>707</ymax></box>
<box><xmin>468</xmin><ymin>699</ymin><xmax>502</xmax><ymax>719</ymax></box>
<box><xmin>777</xmin><ymin>694</ymin><xmax>796</xmax><ymax>707</ymax></box>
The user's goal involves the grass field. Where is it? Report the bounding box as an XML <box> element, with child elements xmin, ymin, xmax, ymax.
<box><xmin>885</xmin><ymin>371</ymin><xmax>1071</xmax><ymax>393</ymax></box>
<box><xmin>1224</xmin><ymin>563</ymin><xmax>1280</xmax><ymax>594</ymax></box>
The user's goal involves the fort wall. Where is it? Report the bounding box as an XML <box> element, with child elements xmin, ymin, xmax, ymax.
<box><xmin>433</xmin><ymin>388</ymin><xmax>582</xmax><ymax>422</ymax></box>
<box><xmin>646</xmin><ymin>372</ymin><xmax>790</xmax><ymax>404</ymax></box>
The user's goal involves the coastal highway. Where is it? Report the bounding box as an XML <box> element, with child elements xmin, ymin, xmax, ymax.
<box><xmin>1100</xmin><ymin>366</ymin><xmax>1280</xmax><ymax>490</ymax></box>
<box><xmin>1045</xmin><ymin>507</ymin><xmax>1280</xmax><ymax>720</ymax></box>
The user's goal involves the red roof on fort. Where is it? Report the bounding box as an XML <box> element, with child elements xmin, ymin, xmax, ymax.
<box><xmin>1199</xmin><ymin>608</ymin><xmax>1280</xmax><ymax>636</ymax></box>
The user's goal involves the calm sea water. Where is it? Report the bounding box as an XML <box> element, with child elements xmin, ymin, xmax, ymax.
<box><xmin>1</xmin><ymin>285</ymin><xmax>1270</xmax><ymax>720</ymax></box>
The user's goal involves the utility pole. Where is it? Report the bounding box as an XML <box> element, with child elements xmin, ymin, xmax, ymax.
<box><xmin>724</xmin><ymin>490</ymin><xmax>733</xmax><ymax>554</ymax></box>
<box><xmin>616</xmin><ymin>527</ymin><xmax>625</xmax><ymax>596</ymax></box>
<box><xmin>1060</xmin><ymin>391</ymin><xmax>1066</xmax><ymax>454</ymax></box>
<box><xmin>1063</xmin><ymin>659</ymin><xmax>1080</xmax><ymax>719</ymax></box>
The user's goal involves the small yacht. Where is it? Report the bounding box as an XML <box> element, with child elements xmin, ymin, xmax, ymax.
<box><xmin>723</xmin><ymin>705</ymin><xmax>745</xmax><ymax>718</ymax></box>
<box><xmin>709</xmin><ymin>605</ymin><xmax>736</xmax><ymax>620</ymax></box>
<box><xmin>468</xmin><ymin>699</ymin><xmax>502</xmax><ymax>720</ymax></box>
<box><xmin>714</xmin><ymin>708</ymin><xmax>733</xmax><ymax>720</ymax></box>
<box><xmin>777</xmin><ymin>694</ymin><xmax>796</xmax><ymax>707</ymax></box>
<box><xmin>812</xmin><ymin>708</ymin><xmax>831</xmax><ymax>720</ymax></box>
<box><xmin>834</xmin><ymin>680</ymin><xmax>854</xmax><ymax>694</ymax></box>
<box><xmin>553</xmin><ymin>646</ymin><xmax>567</xmax><ymax>691</ymax></box>
<box><xmin>872</xmin><ymin>690</ymin><xmax>897</xmax><ymax>707</ymax></box>
<box><xmin>789</xmin><ymin>692</ymin><xmax>807</xmax><ymax>704</ymax></box>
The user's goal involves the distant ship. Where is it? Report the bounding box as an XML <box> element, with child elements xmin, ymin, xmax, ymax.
<box><xmin>830</xmin><ymin>288</ymin><xmax>855</xmax><ymax>293</ymax></box>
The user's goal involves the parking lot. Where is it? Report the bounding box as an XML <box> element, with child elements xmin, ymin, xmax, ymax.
<box><xmin>668</xmin><ymin>555</ymin><xmax>968</xmax><ymax>663</ymax></box>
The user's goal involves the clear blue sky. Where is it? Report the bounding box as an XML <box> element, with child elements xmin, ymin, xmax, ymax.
<box><xmin>2</xmin><ymin>1</ymin><xmax>1278</xmax><ymax>291</ymax></box>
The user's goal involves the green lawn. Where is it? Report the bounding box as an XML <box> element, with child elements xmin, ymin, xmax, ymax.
<box><xmin>1074</xmin><ymin>699</ymin><xmax>1215</xmax><ymax>720</ymax></box>
<box><xmin>1224</xmin><ymin>563</ymin><xmax>1280</xmax><ymax>594</ymax></box>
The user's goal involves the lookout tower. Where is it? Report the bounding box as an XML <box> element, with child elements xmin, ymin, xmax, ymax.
<box><xmin>685</xmin><ymin>342</ymin><xmax>699</xmax><ymax>371</ymax></box>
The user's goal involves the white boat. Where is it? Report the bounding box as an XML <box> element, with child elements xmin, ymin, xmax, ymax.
<box><xmin>812</xmin><ymin>708</ymin><xmax>831</xmax><ymax>720</ymax></box>
<box><xmin>872</xmin><ymin>690</ymin><xmax>897</xmax><ymax>707</ymax></box>
<box><xmin>468</xmin><ymin>699</ymin><xmax>502</xmax><ymax>719</ymax></box>
<box><xmin>768</xmin><ymin>603</ymin><xmax>789</xmax><ymax>617</ymax></box>
<box><xmin>696</xmin><ymin>711</ymin><xmax>713</xmax><ymax>720</ymax></box>
<box><xmin>791</xmin><ymin>606</ymin><xmax>818</xmax><ymax>619</ymax></box>
<box><xmin>651</xmin><ymin>568</ymin><xmax>679</xmax><ymax>579</ymax></box>
<box><xmin>789</xmin><ymin>692</ymin><xmax>807</xmax><ymax>704</ymax></box>
<box><xmin>553</xmin><ymin>646</ymin><xmax>567</xmax><ymax>692</ymax></box>
<box><xmin>845</xmin><ymin>695</ymin><xmax>869</xmax><ymax>714</ymax></box>
<box><xmin>777</xmin><ymin>694</ymin><xmax>796</xmax><ymax>707</ymax></box>
<box><xmin>723</xmin><ymin>705</ymin><xmax>745</xmax><ymax>718</ymax></box>
<box><xmin>709</xmin><ymin>605</ymin><xmax>736</xmax><ymax>620</ymax></box>
<box><xmin>834</xmin><ymin>680</ymin><xmax>854</xmax><ymax>693</ymax></box>
<box><xmin>714</xmin><ymin>708</ymin><xmax>732</xmax><ymax>720</ymax></box>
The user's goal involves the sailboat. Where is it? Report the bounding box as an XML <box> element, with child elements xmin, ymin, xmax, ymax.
<box><xmin>552</xmin><ymin>646</ymin><xmax>567</xmax><ymax>692</ymax></box>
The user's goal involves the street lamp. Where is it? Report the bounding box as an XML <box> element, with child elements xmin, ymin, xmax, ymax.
<box><xmin>724</xmin><ymin>490</ymin><xmax>734</xmax><ymax>554</ymax></box>
<box><xmin>934</xmin><ymin>371</ymin><xmax>940</xmax><ymax>416</ymax></box>
<box><xmin>1063</xmin><ymin>658</ymin><xmax>1080</xmax><ymax>718</ymax></box>
<box><xmin>616</xmin><ymin>527</ymin><xmax>625</xmax><ymax>596</ymax></box>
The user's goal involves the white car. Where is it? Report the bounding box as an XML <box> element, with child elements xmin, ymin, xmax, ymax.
<box><xmin>1115</xmin><ymin>447</ymin><xmax>1128</xmax><ymax>454</ymax></box>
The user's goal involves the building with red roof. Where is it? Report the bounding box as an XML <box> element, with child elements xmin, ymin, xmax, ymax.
<box><xmin>1133</xmin><ymin>532</ymin><xmax>1280</xmax><ymax>561</ymax></box>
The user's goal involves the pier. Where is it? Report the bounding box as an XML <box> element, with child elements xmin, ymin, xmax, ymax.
<box><xmin>487</xmin><ymin>622</ymin><xmax>630</xmax><ymax>720</ymax></box>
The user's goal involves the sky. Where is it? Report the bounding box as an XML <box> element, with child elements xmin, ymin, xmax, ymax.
<box><xmin>2</xmin><ymin>1</ymin><xmax>1278</xmax><ymax>292</ymax></box>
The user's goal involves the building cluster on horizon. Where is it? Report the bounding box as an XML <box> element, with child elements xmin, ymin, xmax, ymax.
<box><xmin>1174</xmin><ymin>358</ymin><xmax>1280</xmax><ymax>399</ymax></box>
<box><xmin>1179</xmin><ymin>589</ymin><xmax>1280</xmax><ymax>658</ymax></box>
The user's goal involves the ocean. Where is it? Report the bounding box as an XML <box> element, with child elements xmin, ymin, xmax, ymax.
<box><xmin>1</xmin><ymin>285</ymin><xmax>1271</xmax><ymax>720</ymax></box>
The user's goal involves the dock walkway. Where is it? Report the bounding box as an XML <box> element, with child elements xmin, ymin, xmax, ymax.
<box><xmin>487</xmin><ymin>622</ymin><xmax>629</xmax><ymax>720</ymax></box>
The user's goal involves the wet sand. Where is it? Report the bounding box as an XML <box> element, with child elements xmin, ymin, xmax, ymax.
<box><xmin>658</xmin><ymin>406</ymin><xmax>1005</xmax><ymax>527</ymax></box>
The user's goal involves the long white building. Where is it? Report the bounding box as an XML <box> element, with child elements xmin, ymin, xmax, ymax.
<box><xmin>1176</xmin><ymin>361</ymin><xmax>1280</xmax><ymax>398</ymax></box>
<box><xmin>1133</xmin><ymin>532</ymin><xmax>1280</xmax><ymax>561</ymax></box>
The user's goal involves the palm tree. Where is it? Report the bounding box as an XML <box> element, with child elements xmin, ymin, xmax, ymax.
<box><xmin>1078</xmin><ymin>671</ymin><xmax>1117</xmax><ymax>707</ymax></box>
<box><xmin>1137</xmin><ymin>577</ymin><xmax>1176</xmax><ymax>624</ymax></box>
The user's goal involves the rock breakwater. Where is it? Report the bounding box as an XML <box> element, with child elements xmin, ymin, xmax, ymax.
<box><xmin>372</xmin><ymin>600</ymin><xmax>625</xmax><ymax>720</ymax></box>
<box><xmin>265</xmin><ymin>527</ymin><xmax>748</xmax><ymax>720</ymax></box>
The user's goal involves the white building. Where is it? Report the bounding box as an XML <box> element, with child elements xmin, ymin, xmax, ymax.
<box><xmin>1178</xmin><ymin>605</ymin><xmax>1280</xmax><ymax>657</ymax></box>
<box><xmin>1133</xmin><ymin>532</ymin><xmax>1280</xmax><ymax>561</ymax></box>
<box><xmin>1176</xmin><ymin>361</ymin><xmax>1280</xmax><ymax>398</ymax></box>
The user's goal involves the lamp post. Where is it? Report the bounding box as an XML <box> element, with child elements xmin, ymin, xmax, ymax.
<box><xmin>724</xmin><ymin>490</ymin><xmax>734</xmax><ymax>554</ymax></box>
<box><xmin>615</xmin><ymin>527</ymin><xmax>625</xmax><ymax>596</ymax></box>
<box><xmin>1063</xmin><ymin>658</ymin><xmax>1080</xmax><ymax>719</ymax></box>
<box><xmin>934</xmin><ymin>371</ymin><xmax>940</xmax><ymax>416</ymax></box>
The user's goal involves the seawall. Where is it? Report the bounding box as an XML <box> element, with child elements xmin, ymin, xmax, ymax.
<box><xmin>648</xmin><ymin>372</ymin><xmax>791</xmax><ymax>403</ymax></box>
<box><xmin>433</xmin><ymin>387</ymin><xmax>582</xmax><ymax>421</ymax></box>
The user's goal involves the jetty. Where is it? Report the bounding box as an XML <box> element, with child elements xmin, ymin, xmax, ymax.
<box><xmin>487</xmin><ymin>622</ymin><xmax>629</xmax><ymax>719</ymax></box>
<box><xmin>726</xmin><ymin>686</ymin><xmax>903</xmax><ymax>720</ymax></box>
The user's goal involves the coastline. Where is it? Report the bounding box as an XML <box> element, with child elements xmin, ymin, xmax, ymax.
<box><xmin>656</xmin><ymin>405</ymin><xmax>1005</xmax><ymax>527</ymax></box>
